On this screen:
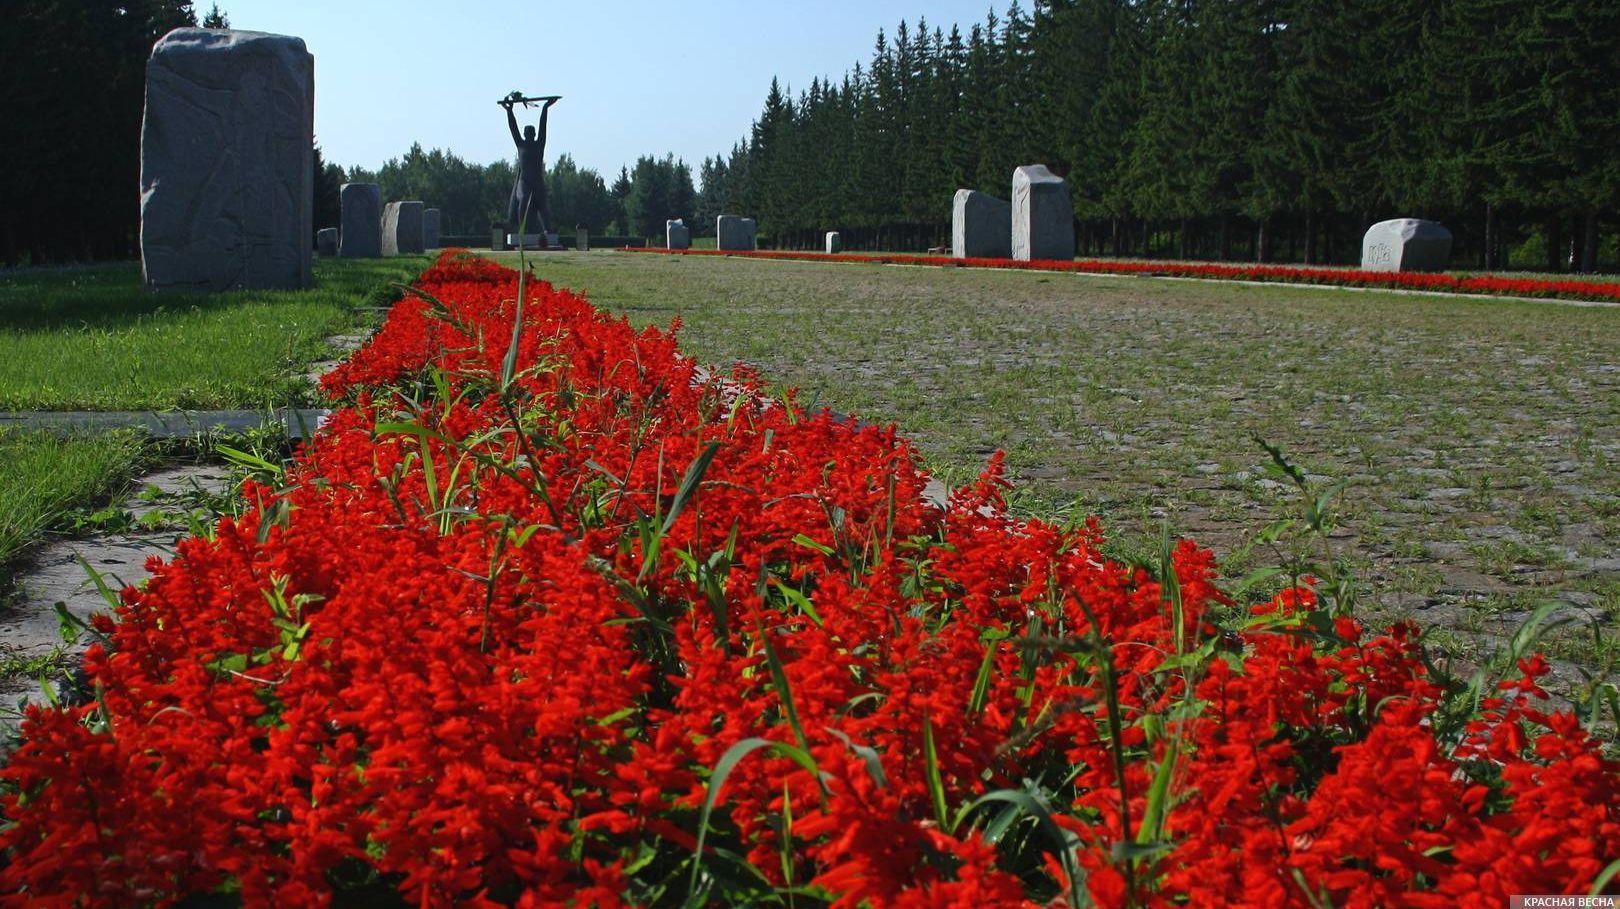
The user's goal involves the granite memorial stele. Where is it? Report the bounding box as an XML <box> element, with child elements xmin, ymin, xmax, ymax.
<box><xmin>339</xmin><ymin>183</ymin><xmax>382</xmax><ymax>258</ymax></box>
<box><xmin>382</xmin><ymin>201</ymin><xmax>425</xmax><ymax>256</ymax></box>
<box><xmin>140</xmin><ymin>28</ymin><xmax>314</xmax><ymax>290</ymax></box>
<box><xmin>952</xmin><ymin>189</ymin><xmax>1012</xmax><ymax>259</ymax></box>
<box><xmin>667</xmin><ymin>219</ymin><xmax>691</xmax><ymax>250</ymax></box>
<box><xmin>716</xmin><ymin>215</ymin><xmax>757</xmax><ymax>252</ymax></box>
<box><xmin>1011</xmin><ymin>165</ymin><xmax>1074</xmax><ymax>262</ymax></box>
<box><xmin>1361</xmin><ymin>219</ymin><xmax>1453</xmax><ymax>272</ymax></box>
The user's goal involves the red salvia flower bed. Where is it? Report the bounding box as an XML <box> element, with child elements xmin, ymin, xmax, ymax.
<box><xmin>2</xmin><ymin>250</ymin><xmax>1615</xmax><ymax>907</ymax></box>
<box><xmin>621</xmin><ymin>246</ymin><xmax>1620</xmax><ymax>305</ymax></box>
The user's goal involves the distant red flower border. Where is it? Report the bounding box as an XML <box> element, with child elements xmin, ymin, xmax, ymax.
<box><xmin>620</xmin><ymin>247</ymin><xmax>1620</xmax><ymax>304</ymax></box>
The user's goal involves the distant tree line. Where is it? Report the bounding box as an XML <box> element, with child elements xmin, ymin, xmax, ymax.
<box><xmin>712</xmin><ymin>0</ymin><xmax>1620</xmax><ymax>270</ymax></box>
<box><xmin>335</xmin><ymin>146</ymin><xmax>698</xmax><ymax>241</ymax></box>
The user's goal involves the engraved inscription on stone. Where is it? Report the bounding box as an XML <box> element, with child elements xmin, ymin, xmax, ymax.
<box><xmin>1361</xmin><ymin>219</ymin><xmax>1452</xmax><ymax>272</ymax></box>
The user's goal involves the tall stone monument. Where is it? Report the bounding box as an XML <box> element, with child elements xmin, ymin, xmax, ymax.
<box><xmin>315</xmin><ymin>228</ymin><xmax>337</xmax><ymax>257</ymax></box>
<box><xmin>382</xmin><ymin>201</ymin><xmax>425</xmax><ymax>256</ymax></box>
<box><xmin>825</xmin><ymin>231</ymin><xmax>843</xmax><ymax>254</ymax></box>
<box><xmin>422</xmin><ymin>208</ymin><xmax>441</xmax><ymax>249</ymax></box>
<box><xmin>576</xmin><ymin>226</ymin><xmax>590</xmax><ymax>251</ymax></box>
<box><xmin>1361</xmin><ymin>219</ymin><xmax>1452</xmax><ymax>272</ymax></box>
<box><xmin>339</xmin><ymin>183</ymin><xmax>382</xmax><ymax>257</ymax></box>
<box><xmin>952</xmin><ymin>189</ymin><xmax>1011</xmax><ymax>259</ymax></box>
<box><xmin>1012</xmin><ymin>165</ymin><xmax>1074</xmax><ymax>262</ymax></box>
<box><xmin>716</xmin><ymin>215</ymin><xmax>757</xmax><ymax>252</ymax></box>
<box><xmin>667</xmin><ymin>219</ymin><xmax>691</xmax><ymax>250</ymax></box>
<box><xmin>140</xmin><ymin>28</ymin><xmax>314</xmax><ymax>291</ymax></box>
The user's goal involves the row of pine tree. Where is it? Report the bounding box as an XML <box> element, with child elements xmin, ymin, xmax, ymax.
<box><xmin>6</xmin><ymin>1</ymin><xmax>1615</xmax><ymax>269</ymax></box>
<box><xmin>704</xmin><ymin>0</ymin><xmax>1620</xmax><ymax>270</ymax></box>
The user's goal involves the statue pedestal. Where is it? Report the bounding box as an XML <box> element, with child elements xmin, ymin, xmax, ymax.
<box><xmin>506</xmin><ymin>233</ymin><xmax>564</xmax><ymax>251</ymax></box>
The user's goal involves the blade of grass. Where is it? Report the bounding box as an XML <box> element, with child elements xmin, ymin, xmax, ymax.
<box><xmin>687</xmin><ymin>737</ymin><xmax>823</xmax><ymax>905</ymax></box>
<box><xmin>663</xmin><ymin>441</ymin><xmax>721</xmax><ymax>536</ymax></box>
<box><xmin>950</xmin><ymin>788</ymin><xmax>1087</xmax><ymax>907</ymax></box>
<box><xmin>759</xmin><ymin>629</ymin><xmax>816</xmax><ymax>764</ymax></box>
<box><xmin>922</xmin><ymin>712</ymin><xmax>949</xmax><ymax>829</ymax></box>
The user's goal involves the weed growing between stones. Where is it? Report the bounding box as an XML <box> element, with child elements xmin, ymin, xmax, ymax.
<box><xmin>0</xmin><ymin>429</ymin><xmax>150</xmax><ymax>577</ymax></box>
<box><xmin>1</xmin><ymin>250</ymin><xmax>1615</xmax><ymax>906</ymax></box>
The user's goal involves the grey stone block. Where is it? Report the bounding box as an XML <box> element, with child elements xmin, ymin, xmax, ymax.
<box><xmin>1012</xmin><ymin>165</ymin><xmax>1074</xmax><ymax>261</ymax></box>
<box><xmin>666</xmin><ymin>219</ymin><xmax>691</xmax><ymax>250</ymax></box>
<box><xmin>952</xmin><ymin>189</ymin><xmax>1011</xmax><ymax>259</ymax></box>
<box><xmin>339</xmin><ymin>183</ymin><xmax>381</xmax><ymax>257</ymax></box>
<box><xmin>382</xmin><ymin>201</ymin><xmax>424</xmax><ymax>256</ymax></box>
<box><xmin>576</xmin><ymin>227</ymin><xmax>590</xmax><ymax>251</ymax></box>
<box><xmin>825</xmin><ymin>231</ymin><xmax>842</xmax><ymax>254</ymax></box>
<box><xmin>716</xmin><ymin>215</ymin><xmax>756</xmax><ymax>251</ymax></box>
<box><xmin>1361</xmin><ymin>219</ymin><xmax>1453</xmax><ymax>272</ymax></box>
<box><xmin>139</xmin><ymin>28</ymin><xmax>314</xmax><ymax>291</ymax></box>
<box><xmin>315</xmin><ymin>227</ymin><xmax>337</xmax><ymax>256</ymax></box>
<box><xmin>422</xmin><ymin>208</ymin><xmax>440</xmax><ymax>249</ymax></box>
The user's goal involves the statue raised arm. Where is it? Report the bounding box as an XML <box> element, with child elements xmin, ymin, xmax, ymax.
<box><xmin>534</xmin><ymin>97</ymin><xmax>558</xmax><ymax>154</ymax></box>
<box><xmin>506</xmin><ymin>103</ymin><xmax>522</xmax><ymax>146</ymax></box>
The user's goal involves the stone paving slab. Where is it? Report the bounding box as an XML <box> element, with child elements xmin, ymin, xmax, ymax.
<box><xmin>0</xmin><ymin>409</ymin><xmax>330</xmax><ymax>440</ymax></box>
<box><xmin>302</xmin><ymin>331</ymin><xmax>371</xmax><ymax>386</ymax></box>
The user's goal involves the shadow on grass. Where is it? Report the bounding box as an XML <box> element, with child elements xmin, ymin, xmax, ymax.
<box><xmin>0</xmin><ymin>259</ymin><xmax>418</xmax><ymax>334</ymax></box>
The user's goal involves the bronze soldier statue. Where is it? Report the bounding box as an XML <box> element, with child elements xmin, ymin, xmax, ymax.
<box><xmin>499</xmin><ymin>92</ymin><xmax>560</xmax><ymax>244</ymax></box>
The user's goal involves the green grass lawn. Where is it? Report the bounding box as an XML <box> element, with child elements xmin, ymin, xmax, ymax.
<box><xmin>0</xmin><ymin>429</ymin><xmax>149</xmax><ymax>572</ymax></box>
<box><xmin>497</xmin><ymin>249</ymin><xmax>1620</xmax><ymax>679</ymax></box>
<box><xmin>0</xmin><ymin>257</ymin><xmax>429</xmax><ymax>411</ymax></box>
<box><xmin>0</xmin><ymin>256</ymin><xmax>430</xmax><ymax>590</ymax></box>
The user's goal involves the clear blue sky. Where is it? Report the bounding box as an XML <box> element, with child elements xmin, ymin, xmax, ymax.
<box><xmin>218</xmin><ymin>0</ymin><xmax>999</xmax><ymax>180</ymax></box>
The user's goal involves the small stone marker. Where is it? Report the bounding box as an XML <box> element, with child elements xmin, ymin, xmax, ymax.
<box><xmin>716</xmin><ymin>215</ymin><xmax>756</xmax><ymax>252</ymax></box>
<box><xmin>382</xmin><ymin>201</ymin><xmax>425</xmax><ymax>256</ymax></box>
<box><xmin>576</xmin><ymin>226</ymin><xmax>590</xmax><ymax>251</ymax></box>
<box><xmin>339</xmin><ymin>183</ymin><xmax>382</xmax><ymax>257</ymax></box>
<box><xmin>140</xmin><ymin>28</ymin><xmax>314</xmax><ymax>290</ymax></box>
<box><xmin>825</xmin><ymin>231</ymin><xmax>842</xmax><ymax>254</ymax></box>
<box><xmin>1361</xmin><ymin>219</ymin><xmax>1453</xmax><ymax>272</ymax></box>
<box><xmin>422</xmin><ymin>208</ymin><xmax>441</xmax><ymax>249</ymax></box>
<box><xmin>667</xmin><ymin>219</ymin><xmax>691</xmax><ymax>250</ymax></box>
<box><xmin>315</xmin><ymin>227</ymin><xmax>337</xmax><ymax>256</ymax></box>
<box><xmin>1012</xmin><ymin>165</ymin><xmax>1074</xmax><ymax>261</ymax></box>
<box><xmin>952</xmin><ymin>189</ymin><xmax>1011</xmax><ymax>259</ymax></box>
